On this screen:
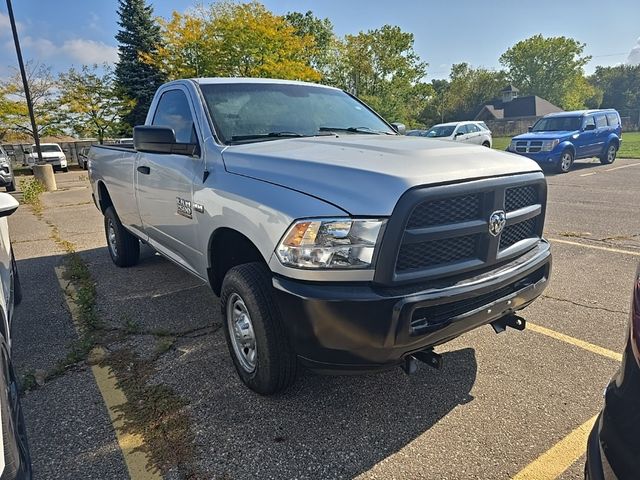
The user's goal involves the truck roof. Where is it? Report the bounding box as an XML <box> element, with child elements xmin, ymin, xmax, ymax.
<box><xmin>192</xmin><ymin>77</ymin><xmax>341</xmax><ymax>91</ymax></box>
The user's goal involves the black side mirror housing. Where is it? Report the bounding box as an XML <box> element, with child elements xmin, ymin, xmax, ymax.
<box><xmin>527</xmin><ymin>126</ymin><xmax>533</xmax><ymax>132</ymax></box>
<box><xmin>390</xmin><ymin>122</ymin><xmax>406</xmax><ymax>135</ymax></box>
<box><xmin>584</xmin><ymin>124</ymin><xmax>596</xmax><ymax>131</ymax></box>
<box><xmin>133</xmin><ymin>126</ymin><xmax>199</xmax><ymax>156</ymax></box>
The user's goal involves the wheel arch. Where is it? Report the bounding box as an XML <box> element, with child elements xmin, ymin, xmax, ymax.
<box><xmin>96</xmin><ymin>181</ymin><xmax>113</xmax><ymax>214</ymax></box>
<box><xmin>207</xmin><ymin>228</ymin><xmax>268</xmax><ymax>296</ymax></box>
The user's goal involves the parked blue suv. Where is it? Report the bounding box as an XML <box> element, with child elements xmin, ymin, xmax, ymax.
<box><xmin>507</xmin><ymin>109</ymin><xmax>622</xmax><ymax>173</ymax></box>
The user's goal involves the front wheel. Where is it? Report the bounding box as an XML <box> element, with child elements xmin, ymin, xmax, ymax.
<box><xmin>600</xmin><ymin>144</ymin><xmax>617</xmax><ymax>165</ymax></box>
<box><xmin>220</xmin><ymin>262</ymin><xmax>298</xmax><ymax>395</ymax></box>
<box><xmin>104</xmin><ymin>207</ymin><xmax>139</xmax><ymax>267</ymax></box>
<box><xmin>62</xmin><ymin>167</ymin><xmax>68</xmax><ymax>173</ymax></box>
<box><xmin>556</xmin><ymin>150</ymin><xmax>574</xmax><ymax>173</ymax></box>
<box><xmin>5</xmin><ymin>180</ymin><xmax>15</xmax><ymax>193</ymax></box>
<box><xmin>482</xmin><ymin>141</ymin><xmax>491</xmax><ymax>148</ymax></box>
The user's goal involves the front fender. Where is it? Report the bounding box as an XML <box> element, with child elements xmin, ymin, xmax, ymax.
<box><xmin>557</xmin><ymin>141</ymin><xmax>576</xmax><ymax>156</ymax></box>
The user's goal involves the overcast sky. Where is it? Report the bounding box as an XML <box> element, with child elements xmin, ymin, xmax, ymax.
<box><xmin>1</xmin><ymin>0</ymin><xmax>638</xmax><ymax>79</ymax></box>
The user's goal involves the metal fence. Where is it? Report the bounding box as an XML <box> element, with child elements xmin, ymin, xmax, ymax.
<box><xmin>1</xmin><ymin>140</ymin><xmax>100</xmax><ymax>167</ymax></box>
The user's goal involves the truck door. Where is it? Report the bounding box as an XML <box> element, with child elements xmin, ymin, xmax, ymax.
<box><xmin>593</xmin><ymin>113</ymin><xmax>609</xmax><ymax>156</ymax></box>
<box><xmin>135</xmin><ymin>87</ymin><xmax>204</xmax><ymax>274</ymax></box>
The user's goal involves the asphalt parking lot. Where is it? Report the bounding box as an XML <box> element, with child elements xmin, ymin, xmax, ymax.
<box><xmin>8</xmin><ymin>157</ymin><xmax>640</xmax><ymax>479</ymax></box>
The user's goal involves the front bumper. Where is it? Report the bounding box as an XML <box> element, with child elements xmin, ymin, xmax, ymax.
<box><xmin>0</xmin><ymin>169</ymin><xmax>13</xmax><ymax>186</ymax></box>
<box><xmin>510</xmin><ymin>149</ymin><xmax>562</xmax><ymax>165</ymax></box>
<box><xmin>272</xmin><ymin>240</ymin><xmax>551</xmax><ymax>372</ymax></box>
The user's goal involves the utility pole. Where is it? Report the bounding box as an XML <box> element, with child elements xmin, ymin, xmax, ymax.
<box><xmin>6</xmin><ymin>0</ymin><xmax>43</xmax><ymax>164</ymax></box>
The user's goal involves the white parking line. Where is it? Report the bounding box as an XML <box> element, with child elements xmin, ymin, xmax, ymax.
<box><xmin>579</xmin><ymin>172</ymin><xmax>596</xmax><ymax>177</ymax></box>
<box><xmin>605</xmin><ymin>162</ymin><xmax>640</xmax><ymax>172</ymax></box>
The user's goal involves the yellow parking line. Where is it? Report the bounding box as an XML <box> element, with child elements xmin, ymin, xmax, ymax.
<box><xmin>527</xmin><ymin>322</ymin><xmax>623</xmax><ymax>362</ymax></box>
<box><xmin>512</xmin><ymin>414</ymin><xmax>598</xmax><ymax>480</ymax></box>
<box><xmin>55</xmin><ymin>267</ymin><xmax>160</xmax><ymax>480</ymax></box>
<box><xmin>549</xmin><ymin>238</ymin><xmax>640</xmax><ymax>256</ymax></box>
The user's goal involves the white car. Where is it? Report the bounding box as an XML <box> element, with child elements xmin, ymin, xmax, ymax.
<box><xmin>408</xmin><ymin>121</ymin><xmax>493</xmax><ymax>147</ymax></box>
<box><xmin>26</xmin><ymin>143</ymin><xmax>68</xmax><ymax>172</ymax></box>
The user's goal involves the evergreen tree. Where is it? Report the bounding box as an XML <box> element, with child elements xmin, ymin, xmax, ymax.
<box><xmin>114</xmin><ymin>0</ymin><xmax>165</xmax><ymax>130</ymax></box>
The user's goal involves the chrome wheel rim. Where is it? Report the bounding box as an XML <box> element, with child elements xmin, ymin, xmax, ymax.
<box><xmin>561</xmin><ymin>153</ymin><xmax>572</xmax><ymax>171</ymax></box>
<box><xmin>226</xmin><ymin>293</ymin><xmax>257</xmax><ymax>373</ymax></box>
<box><xmin>107</xmin><ymin>220</ymin><xmax>118</xmax><ymax>257</ymax></box>
<box><xmin>607</xmin><ymin>146</ymin><xmax>616</xmax><ymax>162</ymax></box>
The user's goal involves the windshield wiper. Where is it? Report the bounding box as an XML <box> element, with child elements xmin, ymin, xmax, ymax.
<box><xmin>318</xmin><ymin>126</ymin><xmax>392</xmax><ymax>135</ymax></box>
<box><xmin>230</xmin><ymin>131</ymin><xmax>307</xmax><ymax>143</ymax></box>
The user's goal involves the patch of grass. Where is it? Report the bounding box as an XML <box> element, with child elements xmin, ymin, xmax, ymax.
<box><xmin>19</xmin><ymin>178</ymin><xmax>45</xmax><ymax>213</ymax></box>
<box><xmin>105</xmin><ymin>349</ymin><xmax>198</xmax><ymax>477</ymax></box>
<box><xmin>155</xmin><ymin>336</ymin><xmax>175</xmax><ymax>355</ymax></box>
<box><xmin>20</xmin><ymin>371</ymin><xmax>37</xmax><ymax>391</ymax></box>
<box><xmin>493</xmin><ymin>131</ymin><xmax>640</xmax><ymax>159</ymax></box>
<box><xmin>620</xmin><ymin>131</ymin><xmax>640</xmax><ymax>159</ymax></box>
<box><xmin>124</xmin><ymin>316</ymin><xmax>141</xmax><ymax>334</ymax></box>
<box><xmin>492</xmin><ymin>137</ymin><xmax>511</xmax><ymax>151</ymax></box>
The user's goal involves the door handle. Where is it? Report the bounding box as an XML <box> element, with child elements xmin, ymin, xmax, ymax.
<box><xmin>137</xmin><ymin>166</ymin><xmax>150</xmax><ymax>175</ymax></box>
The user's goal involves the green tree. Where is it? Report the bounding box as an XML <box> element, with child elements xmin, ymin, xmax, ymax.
<box><xmin>499</xmin><ymin>34</ymin><xmax>591</xmax><ymax>108</ymax></box>
<box><xmin>143</xmin><ymin>2</ymin><xmax>321</xmax><ymax>81</ymax></box>
<box><xmin>285</xmin><ymin>11</ymin><xmax>335</xmax><ymax>74</ymax></box>
<box><xmin>0</xmin><ymin>61</ymin><xmax>61</xmax><ymax>141</ymax></box>
<box><xmin>327</xmin><ymin>25</ymin><xmax>428</xmax><ymax>126</ymax></box>
<box><xmin>58</xmin><ymin>65</ymin><xmax>134</xmax><ymax>144</ymax></box>
<box><xmin>115</xmin><ymin>0</ymin><xmax>165</xmax><ymax>130</ymax></box>
<box><xmin>589</xmin><ymin>64</ymin><xmax>640</xmax><ymax>115</ymax></box>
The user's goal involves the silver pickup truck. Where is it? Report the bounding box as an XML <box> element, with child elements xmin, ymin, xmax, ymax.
<box><xmin>89</xmin><ymin>78</ymin><xmax>551</xmax><ymax>394</ymax></box>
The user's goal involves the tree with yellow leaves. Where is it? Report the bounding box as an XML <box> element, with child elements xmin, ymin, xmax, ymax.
<box><xmin>143</xmin><ymin>2</ymin><xmax>321</xmax><ymax>81</ymax></box>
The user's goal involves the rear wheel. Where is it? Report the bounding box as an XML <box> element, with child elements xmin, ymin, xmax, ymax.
<box><xmin>600</xmin><ymin>144</ymin><xmax>617</xmax><ymax>165</ymax></box>
<box><xmin>104</xmin><ymin>207</ymin><xmax>139</xmax><ymax>267</ymax></box>
<box><xmin>556</xmin><ymin>149</ymin><xmax>574</xmax><ymax>173</ymax></box>
<box><xmin>482</xmin><ymin>141</ymin><xmax>490</xmax><ymax>148</ymax></box>
<box><xmin>220</xmin><ymin>262</ymin><xmax>298</xmax><ymax>395</ymax></box>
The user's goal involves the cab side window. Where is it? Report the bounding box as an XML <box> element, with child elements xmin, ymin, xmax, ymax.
<box><xmin>467</xmin><ymin>124</ymin><xmax>480</xmax><ymax>133</ymax></box>
<box><xmin>606</xmin><ymin>113</ymin><xmax>620</xmax><ymax>127</ymax></box>
<box><xmin>595</xmin><ymin>114</ymin><xmax>607</xmax><ymax>129</ymax></box>
<box><xmin>456</xmin><ymin>125</ymin><xmax>469</xmax><ymax>135</ymax></box>
<box><xmin>152</xmin><ymin>90</ymin><xmax>198</xmax><ymax>144</ymax></box>
<box><xmin>583</xmin><ymin>116</ymin><xmax>596</xmax><ymax>129</ymax></box>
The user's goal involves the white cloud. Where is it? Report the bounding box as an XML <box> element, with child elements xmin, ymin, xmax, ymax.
<box><xmin>60</xmin><ymin>39</ymin><xmax>119</xmax><ymax>64</ymax></box>
<box><xmin>21</xmin><ymin>36</ymin><xmax>57</xmax><ymax>57</ymax></box>
<box><xmin>0</xmin><ymin>12</ymin><xmax>24</xmax><ymax>36</ymax></box>
<box><xmin>628</xmin><ymin>37</ymin><xmax>640</xmax><ymax>66</ymax></box>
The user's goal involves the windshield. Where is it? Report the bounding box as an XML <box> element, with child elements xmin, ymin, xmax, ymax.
<box><xmin>425</xmin><ymin>125</ymin><xmax>455</xmax><ymax>137</ymax></box>
<box><xmin>33</xmin><ymin>145</ymin><xmax>62</xmax><ymax>153</ymax></box>
<box><xmin>531</xmin><ymin>117</ymin><xmax>581</xmax><ymax>132</ymax></box>
<box><xmin>200</xmin><ymin>83</ymin><xmax>395</xmax><ymax>144</ymax></box>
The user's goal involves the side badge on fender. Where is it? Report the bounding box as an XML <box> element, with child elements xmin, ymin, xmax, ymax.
<box><xmin>176</xmin><ymin>197</ymin><xmax>193</xmax><ymax>219</ymax></box>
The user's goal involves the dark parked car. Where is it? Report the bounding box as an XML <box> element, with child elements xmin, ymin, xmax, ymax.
<box><xmin>586</xmin><ymin>263</ymin><xmax>640</xmax><ymax>479</ymax></box>
<box><xmin>507</xmin><ymin>109</ymin><xmax>622</xmax><ymax>173</ymax></box>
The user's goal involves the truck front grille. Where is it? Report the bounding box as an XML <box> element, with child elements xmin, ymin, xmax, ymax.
<box><xmin>373</xmin><ymin>173</ymin><xmax>547</xmax><ymax>285</ymax></box>
<box><xmin>396</xmin><ymin>234</ymin><xmax>478</xmax><ymax>271</ymax></box>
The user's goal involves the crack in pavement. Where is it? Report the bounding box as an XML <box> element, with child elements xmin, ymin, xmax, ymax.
<box><xmin>541</xmin><ymin>294</ymin><xmax>630</xmax><ymax>315</ymax></box>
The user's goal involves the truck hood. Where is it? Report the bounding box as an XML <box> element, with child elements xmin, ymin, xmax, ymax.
<box><xmin>222</xmin><ymin>135</ymin><xmax>541</xmax><ymax>216</ymax></box>
<box><xmin>513</xmin><ymin>130</ymin><xmax>577</xmax><ymax>141</ymax></box>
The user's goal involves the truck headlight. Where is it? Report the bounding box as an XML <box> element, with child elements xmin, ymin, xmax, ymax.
<box><xmin>508</xmin><ymin>140</ymin><xmax>517</xmax><ymax>151</ymax></box>
<box><xmin>276</xmin><ymin>218</ymin><xmax>386</xmax><ymax>269</ymax></box>
<box><xmin>541</xmin><ymin>139</ymin><xmax>559</xmax><ymax>152</ymax></box>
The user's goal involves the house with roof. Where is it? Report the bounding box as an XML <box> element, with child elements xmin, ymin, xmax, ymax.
<box><xmin>474</xmin><ymin>85</ymin><xmax>564</xmax><ymax>135</ymax></box>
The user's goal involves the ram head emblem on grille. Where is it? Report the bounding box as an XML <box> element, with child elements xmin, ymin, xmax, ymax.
<box><xmin>488</xmin><ymin>210</ymin><xmax>507</xmax><ymax>236</ymax></box>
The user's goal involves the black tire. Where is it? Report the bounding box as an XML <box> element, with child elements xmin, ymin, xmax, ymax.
<box><xmin>482</xmin><ymin>141</ymin><xmax>490</xmax><ymax>148</ymax></box>
<box><xmin>556</xmin><ymin>149</ymin><xmax>574</xmax><ymax>173</ymax></box>
<box><xmin>220</xmin><ymin>262</ymin><xmax>298</xmax><ymax>395</ymax></box>
<box><xmin>600</xmin><ymin>143</ymin><xmax>617</xmax><ymax>165</ymax></box>
<box><xmin>11</xmin><ymin>250</ymin><xmax>21</xmax><ymax>307</ymax></box>
<box><xmin>62</xmin><ymin>167</ymin><xmax>68</xmax><ymax>173</ymax></box>
<box><xmin>5</xmin><ymin>180</ymin><xmax>15</xmax><ymax>193</ymax></box>
<box><xmin>104</xmin><ymin>207</ymin><xmax>139</xmax><ymax>267</ymax></box>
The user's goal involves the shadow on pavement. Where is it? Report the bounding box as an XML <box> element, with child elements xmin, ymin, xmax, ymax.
<box><xmin>17</xmin><ymin>245</ymin><xmax>479</xmax><ymax>479</ymax></box>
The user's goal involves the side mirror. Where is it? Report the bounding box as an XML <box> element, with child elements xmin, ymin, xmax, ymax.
<box><xmin>133</xmin><ymin>126</ymin><xmax>199</xmax><ymax>156</ymax></box>
<box><xmin>0</xmin><ymin>193</ymin><xmax>18</xmax><ymax>218</ymax></box>
<box><xmin>584</xmin><ymin>124</ymin><xmax>596</xmax><ymax>131</ymax></box>
<box><xmin>390</xmin><ymin>122</ymin><xmax>406</xmax><ymax>135</ymax></box>
<box><xmin>454</xmin><ymin>131</ymin><xmax>463</xmax><ymax>137</ymax></box>
<box><xmin>527</xmin><ymin>126</ymin><xmax>533</xmax><ymax>132</ymax></box>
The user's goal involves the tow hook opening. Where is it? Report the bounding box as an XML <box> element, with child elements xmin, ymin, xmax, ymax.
<box><xmin>401</xmin><ymin>349</ymin><xmax>443</xmax><ymax>375</ymax></box>
<box><xmin>491</xmin><ymin>314</ymin><xmax>526</xmax><ymax>334</ymax></box>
